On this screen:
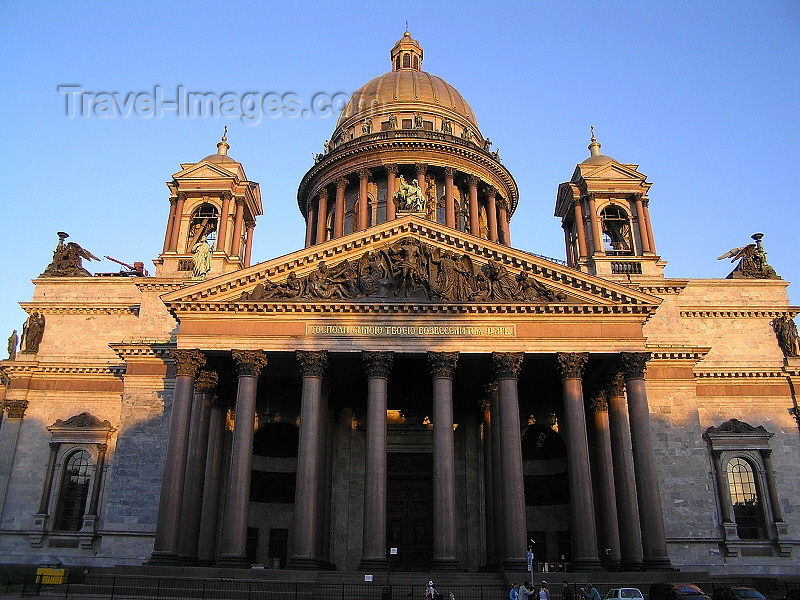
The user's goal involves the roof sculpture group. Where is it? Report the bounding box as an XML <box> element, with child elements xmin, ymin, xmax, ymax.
<box><xmin>239</xmin><ymin>236</ymin><xmax>566</xmax><ymax>303</ymax></box>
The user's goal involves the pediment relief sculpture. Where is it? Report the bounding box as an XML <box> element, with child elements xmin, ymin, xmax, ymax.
<box><xmin>239</xmin><ymin>236</ymin><xmax>566</xmax><ymax>304</ymax></box>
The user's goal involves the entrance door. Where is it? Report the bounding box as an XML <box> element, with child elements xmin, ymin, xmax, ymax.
<box><xmin>387</xmin><ymin>453</ymin><xmax>432</xmax><ymax>571</ymax></box>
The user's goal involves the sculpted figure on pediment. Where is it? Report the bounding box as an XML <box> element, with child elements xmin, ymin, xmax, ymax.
<box><xmin>42</xmin><ymin>232</ymin><xmax>99</xmax><ymax>277</ymax></box>
<box><xmin>237</xmin><ymin>237</ymin><xmax>566</xmax><ymax>305</ymax></box>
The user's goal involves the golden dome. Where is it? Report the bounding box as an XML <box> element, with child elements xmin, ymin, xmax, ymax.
<box><xmin>336</xmin><ymin>70</ymin><xmax>478</xmax><ymax>128</ymax></box>
<box><xmin>335</xmin><ymin>33</ymin><xmax>479</xmax><ymax>132</ymax></box>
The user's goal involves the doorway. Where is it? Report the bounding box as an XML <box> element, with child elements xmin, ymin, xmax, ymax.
<box><xmin>387</xmin><ymin>453</ymin><xmax>433</xmax><ymax>571</ymax></box>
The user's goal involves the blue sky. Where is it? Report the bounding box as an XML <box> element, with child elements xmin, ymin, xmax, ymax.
<box><xmin>1</xmin><ymin>1</ymin><xmax>798</xmax><ymax>345</ymax></box>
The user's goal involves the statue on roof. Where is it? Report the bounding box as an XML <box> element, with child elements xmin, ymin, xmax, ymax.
<box><xmin>772</xmin><ymin>314</ymin><xmax>799</xmax><ymax>357</ymax></box>
<box><xmin>21</xmin><ymin>312</ymin><xmax>45</xmax><ymax>353</ymax></box>
<box><xmin>7</xmin><ymin>330</ymin><xmax>17</xmax><ymax>360</ymax></box>
<box><xmin>717</xmin><ymin>233</ymin><xmax>780</xmax><ymax>279</ymax></box>
<box><xmin>42</xmin><ymin>232</ymin><xmax>99</xmax><ymax>277</ymax></box>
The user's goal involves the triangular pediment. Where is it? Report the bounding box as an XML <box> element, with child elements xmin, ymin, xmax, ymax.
<box><xmin>173</xmin><ymin>161</ymin><xmax>241</xmax><ymax>181</ymax></box>
<box><xmin>162</xmin><ymin>217</ymin><xmax>661</xmax><ymax>316</ymax></box>
<box><xmin>573</xmin><ymin>161</ymin><xmax>645</xmax><ymax>183</ymax></box>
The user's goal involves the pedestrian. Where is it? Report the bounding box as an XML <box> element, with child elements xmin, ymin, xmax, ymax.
<box><xmin>539</xmin><ymin>581</ymin><xmax>550</xmax><ymax>600</ymax></box>
<box><xmin>586</xmin><ymin>585</ymin><xmax>601</xmax><ymax>600</ymax></box>
<box><xmin>510</xmin><ymin>584</ymin><xmax>519</xmax><ymax>600</ymax></box>
<box><xmin>562</xmin><ymin>582</ymin><xmax>574</xmax><ymax>600</ymax></box>
<box><xmin>519</xmin><ymin>581</ymin><xmax>533</xmax><ymax>600</ymax></box>
<box><xmin>449</xmin><ymin>590</ymin><xmax>455</xmax><ymax>600</ymax></box>
<box><xmin>426</xmin><ymin>580</ymin><xmax>438</xmax><ymax>600</ymax></box>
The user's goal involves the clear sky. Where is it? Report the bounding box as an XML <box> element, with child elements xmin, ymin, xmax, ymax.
<box><xmin>1</xmin><ymin>1</ymin><xmax>798</xmax><ymax>347</ymax></box>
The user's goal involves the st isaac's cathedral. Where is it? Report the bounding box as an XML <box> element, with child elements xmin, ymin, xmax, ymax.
<box><xmin>0</xmin><ymin>33</ymin><xmax>798</xmax><ymax>577</ymax></box>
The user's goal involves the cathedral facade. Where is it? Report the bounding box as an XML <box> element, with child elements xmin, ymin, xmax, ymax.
<box><xmin>0</xmin><ymin>34</ymin><xmax>798</xmax><ymax>576</ymax></box>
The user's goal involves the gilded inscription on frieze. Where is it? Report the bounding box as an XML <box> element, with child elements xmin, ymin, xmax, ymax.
<box><xmin>306</xmin><ymin>324</ymin><xmax>515</xmax><ymax>337</ymax></box>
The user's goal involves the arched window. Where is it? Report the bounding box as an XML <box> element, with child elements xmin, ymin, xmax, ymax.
<box><xmin>403</xmin><ymin>53</ymin><xmax>410</xmax><ymax>68</ymax></box>
<box><xmin>188</xmin><ymin>202</ymin><xmax>219</xmax><ymax>250</ymax></box>
<box><xmin>395</xmin><ymin>55</ymin><xmax>400</xmax><ymax>71</ymax></box>
<box><xmin>727</xmin><ymin>457</ymin><xmax>767</xmax><ymax>539</ymax></box>
<box><xmin>413</xmin><ymin>56</ymin><xmax>419</xmax><ymax>70</ymax></box>
<box><xmin>601</xmin><ymin>205</ymin><xmax>633</xmax><ymax>255</ymax></box>
<box><xmin>54</xmin><ymin>450</ymin><xmax>92</xmax><ymax>531</ymax></box>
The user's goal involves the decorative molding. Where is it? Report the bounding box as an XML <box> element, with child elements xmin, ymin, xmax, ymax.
<box><xmin>680</xmin><ymin>308</ymin><xmax>795</xmax><ymax>319</ymax></box>
<box><xmin>491</xmin><ymin>352</ymin><xmax>523</xmax><ymax>380</ymax></box>
<box><xmin>295</xmin><ymin>350</ymin><xmax>328</xmax><ymax>378</ymax></box>
<box><xmin>620</xmin><ymin>352</ymin><xmax>650</xmax><ymax>379</ymax></box>
<box><xmin>19</xmin><ymin>302</ymin><xmax>140</xmax><ymax>316</ymax></box>
<box><xmin>110</xmin><ymin>340</ymin><xmax>175</xmax><ymax>359</ymax></box>
<box><xmin>362</xmin><ymin>351</ymin><xmax>394</xmax><ymax>379</ymax></box>
<box><xmin>232</xmin><ymin>349</ymin><xmax>268</xmax><ymax>377</ymax></box>
<box><xmin>556</xmin><ymin>352</ymin><xmax>588</xmax><ymax>380</ymax></box>
<box><xmin>170</xmin><ymin>349</ymin><xmax>206</xmax><ymax>377</ymax></box>
<box><xmin>695</xmin><ymin>369</ymin><xmax>786</xmax><ymax>379</ymax></box>
<box><xmin>427</xmin><ymin>351</ymin><xmax>459</xmax><ymax>379</ymax></box>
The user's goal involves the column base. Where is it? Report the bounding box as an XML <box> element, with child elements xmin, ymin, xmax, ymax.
<box><xmin>216</xmin><ymin>554</ymin><xmax>251</xmax><ymax>568</ymax></box>
<box><xmin>619</xmin><ymin>559</ymin><xmax>643</xmax><ymax>572</ymax></box>
<box><xmin>501</xmin><ymin>557</ymin><xmax>528</xmax><ymax>572</ymax></box>
<box><xmin>146</xmin><ymin>551</ymin><xmax>179</xmax><ymax>566</ymax></box>
<box><xmin>431</xmin><ymin>558</ymin><xmax>461</xmax><ymax>571</ymax></box>
<box><xmin>571</xmin><ymin>557</ymin><xmax>604</xmax><ymax>572</ymax></box>
<box><xmin>643</xmin><ymin>557</ymin><xmax>675</xmax><ymax>571</ymax></box>
<box><xmin>359</xmin><ymin>557</ymin><xmax>388</xmax><ymax>571</ymax></box>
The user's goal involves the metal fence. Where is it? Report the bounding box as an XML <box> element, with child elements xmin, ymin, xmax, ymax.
<box><xmin>0</xmin><ymin>575</ymin><xmax>506</xmax><ymax>600</ymax></box>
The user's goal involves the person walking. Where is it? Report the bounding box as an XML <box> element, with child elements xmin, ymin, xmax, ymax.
<box><xmin>510</xmin><ymin>584</ymin><xmax>519</xmax><ymax>600</ymax></box>
<box><xmin>562</xmin><ymin>582</ymin><xmax>574</xmax><ymax>600</ymax></box>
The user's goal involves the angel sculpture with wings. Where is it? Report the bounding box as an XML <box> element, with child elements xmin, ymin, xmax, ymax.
<box><xmin>717</xmin><ymin>233</ymin><xmax>779</xmax><ymax>279</ymax></box>
<box><xmin>42</xmin><ymin>232</ymin><xmax>99</xmax><ymax>277</ymax></box>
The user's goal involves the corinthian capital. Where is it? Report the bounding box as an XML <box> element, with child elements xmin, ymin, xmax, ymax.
<box><xmin>556</xmin><ymin>352</ymin><xmax>588</xmax><ymax>380</ymax></box>
<box><xmin>385</xmin><ymin>164</ymin><xmax>399</xmax><ymax>175</ymax></box>
<box><xmin>428</xmin><ymin>351</ymin><xmax>459</xmax><ymax>379</ymax></box>
<box><xmin>620</xmin><ymin>352</ymin><xmax>650</xmax><ymax>379</ymax></box>
<box><xmin>591</xmin><ymin>391</ymin><xmax>608</xmax><ymax>413</ymax></box>
<box><xmin>4</xmin><ymin>399</ymin><xmax>29</xmax><ymax>419</ymax></box>
<box><xmin>195</xmin><ymin>370</ymin><xmax>219</xmax><ymax>393</ymax></box>
<box><xmin>171</xmin><ymin>349</ymin><xmax>206</xmax><ymax>377</ymax></box>
<box><xmin>444</xmin><ymin>166</ymin><xmax>456</xmax><ymax>179</ymax></box>
<box><xmin>491</xmin><ymin>352</ymin><xmax>523</xmax><ymax>380</ymax></box>
<box><xmin>362</xmin><ymin>351</ymin><xmax>394</xmax><ymax>378</ymax></box>
<box><xmin>296</xmin><ymin>350</ymin><xmax>328</xmax><ymax>378</ymax></box>
<box><xmin>606</xmin><ymin>371</ymin><xmax>626</xmax><ymax>398</ymax></box>
<box><xmin>232</xmin><ymin>349</ymin><xmax>268</xmax><ymax>377</ymax></box>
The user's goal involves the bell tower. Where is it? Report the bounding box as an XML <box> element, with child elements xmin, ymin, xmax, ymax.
<box><xmin>155</xmin><ymin>132</ymin><xmax>262</xmax><ymax>278</ymax></box>
<box><xmin>554</xmin><ymin>130</ymin><xmax>664</xmax><ymax>279</ymax></box>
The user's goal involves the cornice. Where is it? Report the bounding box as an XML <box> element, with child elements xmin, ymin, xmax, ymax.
<box><xmin>170</xmin><ymin>301</ymin><xmax>656</xmax><ymax>316</ymax></box>
<box><xmin>0</xmin><ymin>361</ymin><xmax>123</xmax><ymax>379</ymax></box>
<box><xmin>679</xmin><ymin>307</ymin><xmax>797</xmax><ymax>319</ymax></box>
<box><xmin>695</xmin><ymin>368</ymin><xmax>787</xmax><ymax>379</ymax></box>
<box><xmin>109</xmin><ymin>340</ymin><xmax>175</xmax><ymax>360</ymax></box>
<box><xmin>19</xmin><ymin>302</ymin><xmax>139</xmax><ymax>316</ymax></box>
<box><xmin>298</xmin><ymin>132</ymin><xmax>518</xmax><ymax>215</ymax></box>
<box><xmin>646</xmin><ymin>345</ymin><xmax>711</xmax><ymax>362</ymax></box>
<box><xmin>134</xmin><ymin>279</ymin><xmax>186</xmax><ymax>292</ymax></box>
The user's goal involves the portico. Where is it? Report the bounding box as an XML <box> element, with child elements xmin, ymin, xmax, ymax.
<box><xmin>148</xmin><ymin>218</ymin><xmax>671</xmax><ymax>572</ymax></box>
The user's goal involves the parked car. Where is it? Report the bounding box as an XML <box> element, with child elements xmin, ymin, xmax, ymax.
<box><xmin>713</xmin><ymin>588</ymin><xmax>768</xmax><ymax>600</ymax></box>
<box><xmin>650</xmin><ymin>583</ymin><xmax>711</xmax><ymax>600</ymax></box>
<box><xmin>605</xmin><ymin>589</ymin><xmax>645</xmax><ymax>600</ymax></box>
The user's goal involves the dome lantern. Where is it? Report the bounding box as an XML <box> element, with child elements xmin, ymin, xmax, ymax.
<box><xmin>391</xmin><ymin>31</ymin><xmax>423</xmax><ymax>72</ymax></box>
